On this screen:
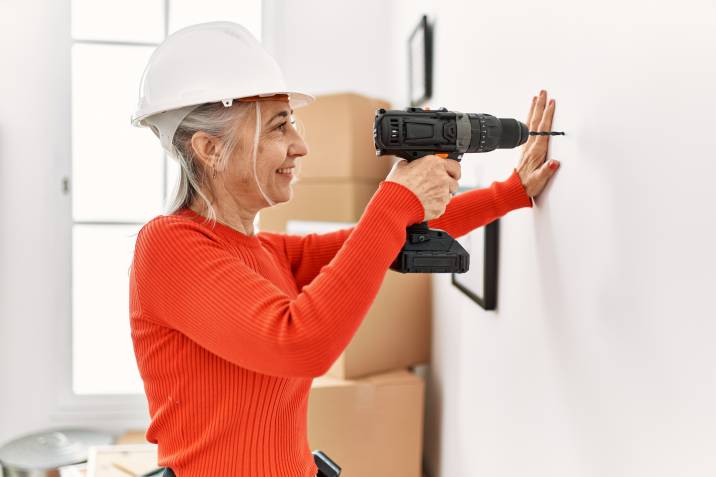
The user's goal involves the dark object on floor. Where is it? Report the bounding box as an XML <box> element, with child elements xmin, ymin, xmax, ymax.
<box><xmin>139</xmin><ymin>468</ymin><xmax>167</xmax><ymax>477</ymax></box>
<box><xmin>154</xmin><ymin>452</ymin><xmax>341</xmax><ymax>477</ymax></box>
<box><xmin>314</xmin><ymin>450</ymin><xmax>341</xmax><ymax>477</ymax></box>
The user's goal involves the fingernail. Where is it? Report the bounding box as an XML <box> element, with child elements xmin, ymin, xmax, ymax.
<box><xmin>549</xmin><ymin>160</ymin><xmax>559</xmax><ymax>171</ymax></box>
<box><xmin>549</xmin><ymin>99</ymin><xmax>555</xmax><ymax>106</ymax></box>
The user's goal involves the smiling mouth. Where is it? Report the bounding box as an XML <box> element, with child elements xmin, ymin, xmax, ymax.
<box><xmin>276</xmin><ymin>167</ymin><xmax>295</xmax><ymax>175</ymax></box>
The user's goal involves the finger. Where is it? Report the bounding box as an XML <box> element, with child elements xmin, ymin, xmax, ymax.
<box><xmin>524</xmin><ymin>95</ymin><xmax>538</xmax><ymax>150</ymax></box>
<box><xmin>537</xmin><ymin>98</ymin><xmax>555</xmax><ymax>132</ymax></box>
<box><xmin>536</xmin><ymin>98</ymin><xmax>556</xmax><ymax>150</ymax></box>
<box><xmin>526</xmin><ymin>95</ymin><xmax>537</xmax><ymax>127</ymax></box>
<box><xmin>529</xmin><ymin>89</ymin><xmax>547</xmax><ymax>132</ymax></box>
<box><xmin>537</xmin><ymin>157</ymin><xmax>559</xmax><ymax>183</ymax></box>
<box><xmin>392</xmin><ymin>158</ymin><xmax>408</xmax><ymax>170</ymax></box>
<box><xmin>442</xmin><ymin>159</ymin><xmax>461</xmax><ymax>181</ymax></box>
<box><xmin>449</xmin><ymin>179</ymin><xmax>459</xmax><ymax>195</ymax></box>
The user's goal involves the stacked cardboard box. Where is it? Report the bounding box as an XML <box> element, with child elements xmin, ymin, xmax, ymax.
<box><xmin>308</xmin><ymin>370</ymin><xmax>425</xmax><ymax>477</ymax></box>
<box><xmin>260</xmin><ymin>93</ymin><xmax>431</xmax><ymax>476</ymax></box>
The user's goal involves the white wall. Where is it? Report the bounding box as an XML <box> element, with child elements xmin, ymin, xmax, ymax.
<box><xmin>0</xmin><ymin>0</ymin><xmax>74</xmax><ymax>443</ymax></box>
<box><xmin>262</xmin><ymin>0</ymin><xmax>396</xmax><ymax>103</ymax></box>
<box><xmin>400</xmin><ymin>1</ymin><xmax>716</xmax><ymax>476</ymax></box>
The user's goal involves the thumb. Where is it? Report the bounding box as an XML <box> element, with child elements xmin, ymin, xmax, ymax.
<box><xmin>390</xmin><ymin>158</ymin><xmax>407</xmax><ymax>171</ymax></box>
<box><xmin>533</xmin><ymin>159</ymin><xmax>559</xmax><ymax>189</ymax></box>
<box><xmin>542</xmin><ymin>159</ymin><xmax>560</xmax><ymax>176</ymax></box>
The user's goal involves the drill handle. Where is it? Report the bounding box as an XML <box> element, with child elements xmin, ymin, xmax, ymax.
<box><xmin>405</xmin><ymin>222</ymin><xmax>431</xmax><ymax>245</ymax></box>
<box><xmin>408</xmin><ymin>222</ymin><xmax>430</xmax><ymax>234</ymax></box>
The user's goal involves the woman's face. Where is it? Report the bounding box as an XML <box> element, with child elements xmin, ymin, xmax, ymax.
<box><xmin>223</xmin><ymin>98</ymin><xmax>308</xmax><ymax>209</ymax></box>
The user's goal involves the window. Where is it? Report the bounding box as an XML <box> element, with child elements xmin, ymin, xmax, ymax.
<box><xmin>70</xmin><ymin>0</ymin><xmax>263</xmax><ymax>396</ymax></box>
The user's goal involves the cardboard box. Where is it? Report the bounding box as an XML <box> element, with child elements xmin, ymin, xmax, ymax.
<box><xmin>326</xmin><ymin>270</ymin><xmax>432</xmax><ymax>379</ymax></box>
<box><xmin>258</xmin><ymin>180</ymin><xmax>380</xmax><ymax>233</ymax></box>
<box><xmin>295</xmin><ymin>92</ymin><xmax>393</xmax><ymax>181</ymax></box>
<box><xmin>87</xmin><ymin>444</ymin><xmax>159</xmax><ymax>477</ymax></box>
<box><xmin>116</xmin><ymin>431</ymin><xmax>149</xmax><ymax>445</ymax></box>
<box><xmin>308</xmin><ymin>369</ymin><xmax>425</xmax><ymax>477</ymax></box>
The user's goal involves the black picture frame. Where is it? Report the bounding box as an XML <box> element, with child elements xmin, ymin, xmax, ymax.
<box><xmin>451</xmin><ymin>219</ymin><xmax>500</xmax><ymax>310</ymax></box>
<box><xmin>408</xmin><ymin>15</ymin><xmax>433</xmax><ymax>107</ymax></box>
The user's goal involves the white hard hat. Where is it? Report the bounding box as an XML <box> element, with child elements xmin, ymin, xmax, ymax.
<box><xmin>131</xmin><ymin>21</ymin><xmax>314</xmax><ymax>149</ymax></box>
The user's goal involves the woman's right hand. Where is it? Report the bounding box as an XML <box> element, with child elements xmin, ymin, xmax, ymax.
<box><xmin>385</xmin><ymin>155</ymin><xmax>460</xmax><ymax>222</ymax></box>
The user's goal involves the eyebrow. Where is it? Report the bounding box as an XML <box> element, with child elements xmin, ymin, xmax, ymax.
<box><xmin>266</xmin><ymin>109</ymin><xmax>294</xmax><ymax>126</ymax></box>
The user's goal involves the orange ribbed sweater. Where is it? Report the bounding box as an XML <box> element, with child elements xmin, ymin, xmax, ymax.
<box><xmin>129</xmin><ymin>170</ymin><xmax>532</xmax><ymax>476</ymax></box>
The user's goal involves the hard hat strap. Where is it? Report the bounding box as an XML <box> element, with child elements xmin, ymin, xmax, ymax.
<box><xmin>249</xmin><ymin>101</ymin><xmax>276</xmax><ymax>208</ymax></box>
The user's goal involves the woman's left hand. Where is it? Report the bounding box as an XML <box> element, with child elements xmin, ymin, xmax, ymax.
<box><xmin>516</xmin><ymin>89</ymin><xmax>560</xmax><ymax>198</ymax></box>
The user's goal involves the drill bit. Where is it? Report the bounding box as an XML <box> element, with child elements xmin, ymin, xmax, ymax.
<box><xmin>529</xmin><ymin>131</ymin><xmax>565</xmax><ymax>136</ymax></box>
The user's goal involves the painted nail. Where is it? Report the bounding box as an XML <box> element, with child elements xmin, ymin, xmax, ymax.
<box><xmin>549</xmin><ymin>160</ymin><xmax>558</xmax><ymax>171</ymax></box>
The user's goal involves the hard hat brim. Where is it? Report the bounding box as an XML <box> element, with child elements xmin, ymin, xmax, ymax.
<box><xmin>132</xmin><ymin>91</ymin><xmax>315</xmax><ymax>128</ymax></box>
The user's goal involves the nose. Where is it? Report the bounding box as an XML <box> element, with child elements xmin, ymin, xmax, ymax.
<box><xmin>288</xmin><ymin>133</ymin><xmax>309</xmax><ymax>158</ymax></box>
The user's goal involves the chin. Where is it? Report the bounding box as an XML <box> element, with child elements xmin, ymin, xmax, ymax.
<box><xmin>273</xmin><ymin>185</ymin><xmax>293</xmax><ymax>204</ymax></box>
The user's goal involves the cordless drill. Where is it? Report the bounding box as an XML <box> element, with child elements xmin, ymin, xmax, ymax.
<box><xmin>373</xmin><ymin>106</ymin><xmax>558</xmax><ymax>274</ymax></box>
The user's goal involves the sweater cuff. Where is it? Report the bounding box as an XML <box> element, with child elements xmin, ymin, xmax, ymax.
<box><xmin>497</xmin><ymin>169</ymin><xmax>533</xmax><ymax>211</ymax></box>
<box><xmin>375</xmin><ymin>180</ymin><xmax>425</xmax><ymax>225</ymax></box>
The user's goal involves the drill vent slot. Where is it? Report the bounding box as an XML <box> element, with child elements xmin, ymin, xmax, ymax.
<box><xmin>389</xmin><ymin>118</ymin><xmax>400</xmax><ymax>144</ymax></box>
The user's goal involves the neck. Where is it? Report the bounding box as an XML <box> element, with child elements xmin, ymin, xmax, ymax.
<box><xmin>189</xmin><ymin>199</ymin><xmax>258</xmax><ymax>237</ymax></box>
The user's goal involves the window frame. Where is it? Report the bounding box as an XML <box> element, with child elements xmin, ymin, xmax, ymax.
<box><xmin>52</xmin><ymin>0</ymin><xmax>169</xmax><ymax>427</ymax></box>
<box><xmin>58</xmin><ymin>0</ymin><xmax>265</xmax><ymax>427</ymax></box>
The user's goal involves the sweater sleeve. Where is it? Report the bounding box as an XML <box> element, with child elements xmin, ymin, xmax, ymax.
<box><xmin>276</xmin><ymin>228</ymin><xmax>354</xmax><ymax>291</ymax></box>
<box><xmin>131</xmin><ymin>180</ymin><xmax>424</xmax><ymax>379</ymax></box>
<box><xmin>427</xmin><ymin>168</ymin><xmax>533</xmax><ymax>239</ymax></box>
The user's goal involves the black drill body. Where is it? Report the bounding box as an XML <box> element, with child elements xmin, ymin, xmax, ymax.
<box><xmin>373</xmin><ymin>106</ymin><xmax>531</xmax><ymax>274</ymax></box>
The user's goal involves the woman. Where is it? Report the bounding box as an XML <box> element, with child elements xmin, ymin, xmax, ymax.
<box><xmin>129</xmin><ymin>22</ymin><xmax>559</xmax><ymax>477</ymax></box>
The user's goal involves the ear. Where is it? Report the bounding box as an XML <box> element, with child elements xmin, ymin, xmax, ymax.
<box><xmin>190</xmin><ymin>131</ymin><xmax>221</xmax><ymax>169</ymax></box>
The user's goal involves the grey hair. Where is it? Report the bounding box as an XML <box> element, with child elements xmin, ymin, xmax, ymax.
<box><xmin>163</xmin><ymin>101</ymin><xmax>258</xmax><ymax>224</ymax></box>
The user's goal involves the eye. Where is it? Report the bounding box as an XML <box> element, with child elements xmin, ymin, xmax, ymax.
<box><xmin>277</xmin><ymin>117</ymin><xmax>296</xmax><ymax>133</ymax></box>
